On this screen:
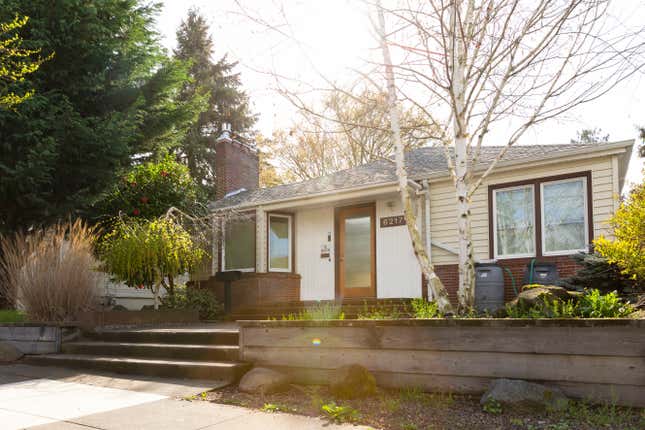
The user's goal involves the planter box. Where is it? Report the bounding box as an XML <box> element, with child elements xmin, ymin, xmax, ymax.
<box><xmin>238</xmin><ymin>319</ymin><xmax>645</xmax><ymax>408</ymax></box>
<box><xmin>76</xmin><ymin>309</ymin><xmax>199</xmax><ymax>329</ymax></box>
<box><xmin>0</xmin><ymin>323</ymin><xmax>61</xmax><ymax>354</ymax></box>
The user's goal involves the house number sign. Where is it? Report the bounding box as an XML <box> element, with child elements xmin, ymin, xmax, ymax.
<box><xmin>380</xmin><ymin>215</ymin><xmax>406</xmax><ymax>228</ymax></box>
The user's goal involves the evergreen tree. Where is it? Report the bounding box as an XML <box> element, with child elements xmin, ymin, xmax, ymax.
<box><xmin>0</xmin><ymin>1</ymin><xmax>205</xmax><ymax>234</ymax></box>
<box><xmin>174</xmin><ymin>9</ymin><xmax>256</xmax><ymax>198</ymax></box>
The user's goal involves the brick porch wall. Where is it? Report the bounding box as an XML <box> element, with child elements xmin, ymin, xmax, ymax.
<box><xmin>435</xmin><ymin>255</ymin><xmax>582</xmax><ymax>304</ymax></box>
<box><xmin>195</xmin><ymin>272</ymin><xmax>301</xmax><ymax>312</ymax></box>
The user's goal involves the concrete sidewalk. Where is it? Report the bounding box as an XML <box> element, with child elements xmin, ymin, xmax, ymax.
<box><xmin>0</xmin><ymin>364</ymin><xmax>373</xmax><ymax>430</ymax></box>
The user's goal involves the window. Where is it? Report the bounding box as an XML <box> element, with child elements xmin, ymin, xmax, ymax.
<box><xmin>222</xmin><ymin>217</ymin><xmax>255</xmax><ymax>271</ymax></box>
<box><xmin>268</xmin><ymin>214</ymin><xmax>292</xmax><ymax>272</ymax></box>
<box><xmin>493</xmin><ymin>185</ymin><xmax>536</xmax><ymax>258</ymax></box>
<box><xmin>541</xmin><ymin>177</ymin><xmax>588</xmax><ymax>255</ymax></box>
<box><xmin>490</xmin><ymin>173</ymin><xmax>591</xmax><ymax>259</ymax></box>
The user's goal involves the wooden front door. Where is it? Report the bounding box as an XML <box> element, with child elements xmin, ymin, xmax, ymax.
<box><xmin>337</xmin><ymin>204</ymin><xmax>376</xmax><ymax>299</ymax></box>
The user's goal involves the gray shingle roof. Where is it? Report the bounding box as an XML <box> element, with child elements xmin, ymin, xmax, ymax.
<box><xmin>209</xmin><ymin>142</ymin><xmax>627</xmax><ymax>211</ymax></box>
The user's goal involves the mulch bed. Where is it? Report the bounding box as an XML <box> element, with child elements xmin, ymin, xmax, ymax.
<box><xmin>200</xmin><ymin>384</ymin><xmax>645</xmax><ymax>430</ymax></box>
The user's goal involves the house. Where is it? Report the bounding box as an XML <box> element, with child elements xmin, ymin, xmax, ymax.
<box><xmin>202</xmin><ymin>128</ymin><xmax>635</xmax><ymax>313</ymax></box>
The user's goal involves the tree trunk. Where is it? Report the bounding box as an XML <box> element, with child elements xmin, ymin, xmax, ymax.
<box><xmin>376</xmin><ymin>1</ymin><xmax>453</xmax><ymax>314</ymax></box>
<box><xmin>153</xmin><ymin>283</ymin><xmax>160</xmax><ymax>310</ymax></box>
<box><xmin>450</xmin><ymin>2</ymin><xmax>476</xmax><ymax>313</ymax></box>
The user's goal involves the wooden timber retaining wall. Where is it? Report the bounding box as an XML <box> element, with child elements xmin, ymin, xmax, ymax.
<box><xmin>0</xmin><ymin>324</ymin><xmax>61</xmax><ymax>354</ymax></box>
<box><xmin>238</xmin><ymin>319</ymin><xmax>645</xmax><ymax>408</ymax></box>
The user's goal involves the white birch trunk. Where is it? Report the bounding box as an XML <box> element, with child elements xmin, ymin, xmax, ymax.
<box><xmin>450</xmin><ymin>2</ymin><xmax>476</xmax><ymax>312</ymax></box>
<box><xmin>376</xmin><ymin>1</ymin><xmax>453</xmax><ymax>314</ymax></box>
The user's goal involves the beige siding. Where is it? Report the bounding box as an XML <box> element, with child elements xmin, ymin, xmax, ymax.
<box><xmin>429</xmin><ymin>156</ymin><xmax>617</xmax><ymax>265</ymax></box>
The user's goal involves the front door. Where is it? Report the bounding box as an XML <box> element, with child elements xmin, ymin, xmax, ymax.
<box><xmin>337</xmin><ymin>204</ymin><xmax>376</xmax><ymax>298</ymax></box>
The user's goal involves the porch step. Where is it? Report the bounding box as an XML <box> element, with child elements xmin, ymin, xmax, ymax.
<box><xmin>24</xmin><ymin>354</ymin><xmax>250</xmax><ymax>381</ymax></box>
<box><xmin>84</xmin><ymin>329</ymin><xmax>239</xmax><ymax>345</ymax></box>
<box><xmin>62</xmin><ymin>342</ymin><xmax>240</xmax><ymax>362</ymax></box>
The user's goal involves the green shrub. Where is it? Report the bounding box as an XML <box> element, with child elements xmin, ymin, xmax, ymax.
<box><xmin>505</xmin><ymin>289</ymin><xmax>632</xmax><ymax>318</ymax></box>
<box><xmin>577</xmin><ymin>289</ymin><xmax>632</xmax><ymax>318</ymax></box>
<box><xmin>559</xmin><ymin>252</ymin><xmax>636</xmax><ymax>294</ymax></box>
<box><xmin>0</xmin><ymin>309</ymin><xmax>26</xmax><ymax>323</ymax></box>
<box><xmin>410</xmin><ymin>298</ymin><xmax>441</xmax><ymax>318</ymax></box>
<box><xmin>161</xmin><ymin>285</ymin><xmax>222</xmax><ymax>320</ymax></box>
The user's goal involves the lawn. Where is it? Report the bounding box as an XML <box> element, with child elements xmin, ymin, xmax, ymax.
<box><xmin>200</xmin><ymin>384</ymin><xmax>645</xmax><ymax>430</ymax></box>
<box><xmin>0</xmin><ymin>309</ymin><xmax>27</xmax><ymax>323</ymax></box>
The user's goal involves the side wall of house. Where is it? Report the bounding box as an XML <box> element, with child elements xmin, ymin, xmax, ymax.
<box><xmin>428</xmin><ymin>154</ymin><xmax>619</xmax><ymax>300</ymax></box>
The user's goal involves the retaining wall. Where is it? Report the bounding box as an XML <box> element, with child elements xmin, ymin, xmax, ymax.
<box><xmin>238</xmin><ymin>319</ymin><xmax>645</xmax><ymax>407</ymax></box>
<box><xmin>0</xmin><ymin>324</ymin><xmax>61</xmax><ymax>354</ymax></box>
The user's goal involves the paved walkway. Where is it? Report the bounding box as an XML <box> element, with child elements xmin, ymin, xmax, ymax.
<box><xmin>0</xmin><ymin>364</ymin><xmax>372</xmax><ymax>430</ymax></box>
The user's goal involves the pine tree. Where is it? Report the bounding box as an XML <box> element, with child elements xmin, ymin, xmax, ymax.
<box><xmin>174</xmin><ymin>9</ymin><xmax>256</xmax><ymax>199</ymax></box>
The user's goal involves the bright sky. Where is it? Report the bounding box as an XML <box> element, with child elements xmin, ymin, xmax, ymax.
<box><xmin>156</xmin><ymin>0</ymin><xmax>644</xmax><ymax>188</ymax></box>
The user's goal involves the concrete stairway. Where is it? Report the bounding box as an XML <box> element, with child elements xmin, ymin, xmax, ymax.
<box><xmin>24</xmin><ymin>326</ymin><xmax>250</xmax><ymax>382</ymax></box>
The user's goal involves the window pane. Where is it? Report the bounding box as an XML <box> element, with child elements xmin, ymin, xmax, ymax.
<box><xmin>495</xmin><ymin>186</ymin><xmax>535</xmax><ymax>257</ymax></box>
<box><xmin>344</xmin><ymin>216</ymin><xmax>371</xmax><ymax>288</ymax></box>
<box><xmin>224</xmin><ymin>219</ymin><xmax>255</xmax><ymax>270</ymax></box>
<box><xmin>543</xmin><ymin>179</ymin><xmax>586</xmax><ymax>253</ymax></box>
<box><xmin>269</xmin><ymin>216</ymin><xmax>290</xmax><ymax>270</ymax></box>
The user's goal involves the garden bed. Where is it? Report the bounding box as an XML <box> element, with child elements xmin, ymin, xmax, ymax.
<box><xmin>238</xmin><ymin>318</ymin><xmax>645</xmax><ymax>408</ymax></box>
<box><xmin>202</xmin><ymin>383</ymin><xmax>644</xmax><ymax>430</ymax></box>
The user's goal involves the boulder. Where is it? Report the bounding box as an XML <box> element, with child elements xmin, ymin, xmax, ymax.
<box><xmin>328</xmin><ymin>364</ymin><xmax>376</xmax><ymax>399</ymax></box>
<box><xmin>0</xmin><ymin>341</ymin><xmax>23</xmax><ymax>362</ymax></box>
<box><xmin>481</xmin><ymin>379</ymin><xmax>569</xmax><ymax>411</ymax></box>
<box><xmin>239</xmin><ymin>367</ymin><xmax>290</xmax><ymax>394</ymax></box>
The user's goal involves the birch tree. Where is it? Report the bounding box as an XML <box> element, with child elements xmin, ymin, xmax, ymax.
<box><xmin>373</xmin><ymin>0</ymin><xmax>644</xmax><ymax>312</ymax></box>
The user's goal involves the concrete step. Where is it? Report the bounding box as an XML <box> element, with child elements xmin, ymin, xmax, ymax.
<box><xmin>24</xmin><ymin>354</ymin><xmax>250</xmax><ymax>381</ymax></box>
<box><xmin>84</xmin><ymin>329</ymin><xmax>239</xmax><ymax>346</ymax></box>
<box><xmin>62</xmin><ymin>342</ymin><xmax>240</xmax><ymax>362</ymax></box>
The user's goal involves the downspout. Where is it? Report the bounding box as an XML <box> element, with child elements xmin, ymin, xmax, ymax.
<box><xmin>422</xmin><ymin>180</ymin><xmax>433</xmax><ymax>300</ymax></box>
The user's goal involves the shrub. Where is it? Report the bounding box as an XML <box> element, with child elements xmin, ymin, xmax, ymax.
<box><xmin>161</xmin><ymin>285</ymin><xmax>222</xmax><ymax>320</ymax></box>
<box><xmin>410</xmin><ymin>298</ymin><xmax>441</xmax><ymax>318</ymax></box>
<box><xmin>559</xmin><ymin>252</ymin><xmax>636</xmax><ymax>294</ymax></box>
<box><xmin>320</xmin><ymin>402</ymin><xmax>361</xmax><ymax>423</ymax></box>
<box><xmin>577</xmin><ymin>289</ymin><xmax>632</xmax><ymax>318</ymax></box>
<box><xmin>0</xmin><ymin>220</ymin><xmax>100</xmax><ymax>322</ymax></box>
<box><xmin>99</xmin><ymin>218</ymin><xmax>205</xmax><ymax>308</ymax></box>
<box><xmin>594</xmin><ymin>179</ymin><xmax>645</xmax><ymax>289</ymax></box>
<box><xmin>0</xmin><ymin>309</ymin><xmax>26</xmax><ymax>323</ymax></box>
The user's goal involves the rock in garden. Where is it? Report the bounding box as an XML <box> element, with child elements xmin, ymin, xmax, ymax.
<box><xmin>239</xmin><ymin>367</ymin><xmax>290</xmax><ymax>394</ymax></box>
<box><xmin>481</xmin><ymin>379</ymin><xmax>569</xmax><ymax>411</ymax></box>
<box><xmin>329</xmin><ymin>364</ymin><xmax>376</xmax><ymax>399</ymax></box>
<box><xmin>508</xmin><ymin>285</ymin><xmax>580</xmax><ymax>310</ymax></box>
<box><xmin>0</xmin><ymin>341</ymin><xmax>23</xmax><ymax>362</ymax></box>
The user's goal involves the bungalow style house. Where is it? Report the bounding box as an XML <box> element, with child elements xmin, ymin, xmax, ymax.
<box><xmin>202</xmin><ymin>128</ymin><xmax>634</xmax><ymax>313</ymax></box>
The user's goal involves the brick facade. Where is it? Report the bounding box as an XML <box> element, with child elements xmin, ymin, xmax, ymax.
<box><xmin>435</xmin><ymin>255</ymin><xmax>582</xmax><ymax>305</ymax></box>
<box><xmin>214</xmin><ymin>135</ymin><xmax>259</xmax><ymax>200</ymax></box>
<box><xmin>197</xmin><ymin>272</ymin><xmax>301</xmax><ymax>312</ymax></box>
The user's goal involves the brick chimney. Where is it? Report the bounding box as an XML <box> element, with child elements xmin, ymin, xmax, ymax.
<box><xmin>214</xmin><ymin>123</ymin><xmax>259</xmax><ymax>200</ymax></box>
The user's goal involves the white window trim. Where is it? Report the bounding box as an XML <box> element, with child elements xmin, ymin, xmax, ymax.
<box><xmin>493</xmin><ymin>184</ymin><xmax>537</xmax><ymax>260</ymax></box>
<box><xmin>221</xmin><ymin>220</ymin><xmax>255</xmax><ymax>272</ymax></box>
<box><xmin>540</xmin><ymin>176</ymin><xmax>589</xmax><ymax>257</ymax></box>
<box><xmin>268</xmin><ymin>213</ymin><xmax>293</xmax><ymax>273</ymax></box>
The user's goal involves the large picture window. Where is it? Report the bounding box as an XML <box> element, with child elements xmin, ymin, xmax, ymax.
<box><xmin>268</xmin><ymin>214</ymin><xmax>292</xmax><ymax>272</ymax></box>
<box><xmin>490</xmin><ymin>173</ymin><xmax>591</xmax><ymax>259</ymax></box>
<box><xmin>222</xmin><ymin>217</ymin><xmax>256</xmax><ymax>271</ymax></box>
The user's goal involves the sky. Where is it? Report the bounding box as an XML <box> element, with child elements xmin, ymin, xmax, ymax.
<box><xmin>155</xmin><ymin>0</ymin><xmax>644</xmax><ymax>188</ymax></box>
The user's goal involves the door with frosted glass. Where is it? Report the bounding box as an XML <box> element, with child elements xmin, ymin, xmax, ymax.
<box><xmin>337</xmin><ymin>205</ymin><xmax>375</xmax><ymax>298</ymax></box>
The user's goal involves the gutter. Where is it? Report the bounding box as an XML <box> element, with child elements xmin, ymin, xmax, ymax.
<box><xmin>422</xmin><ymin>180</ymin><xmax>432</xmax><ymax>265</ymax></box>
<box><xmin>211</xmin><ymin>140</ymin><xmax>634</xmax><ymax>212</ymax></box>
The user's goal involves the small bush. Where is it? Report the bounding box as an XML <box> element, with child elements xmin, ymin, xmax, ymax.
<box><xmin>482</xmin><ymin>398</ymin><xmax>503</xmax><ymax>415</ymax></box>
<box><xmin>0</xmin><ymin>220</ymin><xmax>100</xmax><ymax>322</ymax></box>
<box><xmin>0</xmin><ymin>309</ymin><xmax>26</xmax><ymax>323</ymax></box>
<box><xmin>577</xmin><ymin>289</ymin><xmax>632</xmax><ymax>318</ymax></box>
<box><xmin>161</xmin><ymin>285</ymin><xmax>222</xmax><ymax>320</ymax></box>
<box><xmin>410</xmin><ymin>298</ymin><xmax>441</xmax><ymax>318</ymax></box>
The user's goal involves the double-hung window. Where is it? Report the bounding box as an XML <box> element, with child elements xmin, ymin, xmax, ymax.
<box><xmin>491</xmin><ymin>174</ymin><xmax>590</xmax><ymax>259</ymax></box>
<box><xmin>268</xmin><ymin>214</ymin><xmax>292</xmax><ymax>272</ymax></box>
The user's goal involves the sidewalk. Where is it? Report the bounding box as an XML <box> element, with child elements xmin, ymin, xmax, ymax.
<box><xmin>0</xmin><ymin>364</ymin><xmax>373</xmax><ymax>430</ymax></box>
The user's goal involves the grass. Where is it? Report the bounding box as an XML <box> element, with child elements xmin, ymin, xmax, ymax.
<box><xmin>0</xmin><ymin>309</ymin><xmax>26</xmax><ymax>323</ymax></box>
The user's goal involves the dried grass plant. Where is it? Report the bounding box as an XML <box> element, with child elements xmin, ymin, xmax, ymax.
<box><xmin>0</xmin><ymin>220</ymin><xmax>100</xmax><ymax>322</ymax></box>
